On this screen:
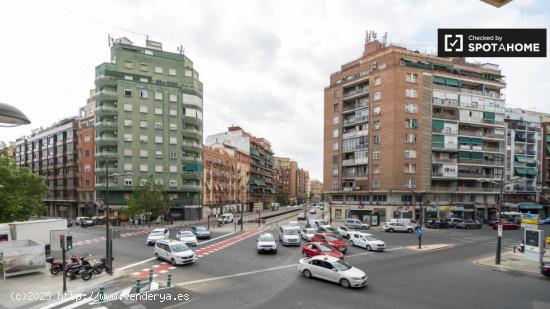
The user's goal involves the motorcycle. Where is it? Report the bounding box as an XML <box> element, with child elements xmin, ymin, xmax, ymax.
<box><xmin>46</xmin><ymin>255</ymin><xmax>79</xmax><ymax>275</ymax></box>
<box><xmin>66</xmin><ymin>256</ymin><xmax>90</xmax><ymax>280</ymax></box>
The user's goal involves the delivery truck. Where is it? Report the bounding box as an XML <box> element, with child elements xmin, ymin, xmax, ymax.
<box><xmin>0</xmin><ymin>219</ymin><xmax>67</xmax><ymax>251</ymax></box>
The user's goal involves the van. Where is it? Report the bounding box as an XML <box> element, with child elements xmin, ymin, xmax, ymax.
<box><xmin>278</xmin><ymin>225</ymin><xmax>300</xmax><ymax>246</ymax></box>
<box><xmin>154</xmin><ymin>240</ymin><xmax>196</xmax><ymax>265</ymax></box>
<box><xmin>217</xmin><ymin>213</ymin><xmax>234</xmax><ymax>224</ymax></box>
<box><xmin>307</xmin><ymin>218</ymin><xmax>328</xmax><ymax>228</ymax></box>
<box><xmin>345</xmin><ymin>218</ymin><xmax>370</xmax><ymax>230</ymax></box>
<box><xmin>390</xmin><ymin>218</ymin><xmax>415</xmax><ymax>226</ymax></box>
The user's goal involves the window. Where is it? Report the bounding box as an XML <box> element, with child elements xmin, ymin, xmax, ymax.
<box><xmin>373</xmin><ymin>91</ymin><xmax>381</xmax><ymax>101</ymax></box>
<box><xmin>404</xmin><ymin>163</ymin><xmax>416</xmax><ymax>174</ymax></box>
<box><xmin>154</xmin><ymin>92</ymin><xmax>163</xmax><ymax>100</ymax></box>
<box><xmin>155</xmin><ymin>107</ymin><xmax>162</xmax><ymax>115</ymax></box>
<box><xmin>124</xmin><ymin>104</ymin><xmax>132</xmax><ymax>112</ymax></box>
<box><xmin>140</xmin><ymin>90</ymin><xmax>149</xmax><ymax>99</ymax></box>
<box><xmin>406</xmin><ymin>73</ymin><xmax>418</xmax><ymax>83</ymax></box>
<box><xmin>373</xmin><ymin>106</ymin><xmax>381</xmax><ymax>115</ymax></box>
<box><xmin>124</xmin><ymin>89</ymin><xmax>132</xmax><ymax>97</ymax></box>
<box><xmin>138</xmin><ymin>120</ymin><xmax>147</xmax><ymax>128</ymax></box>
<box><xmin>331</xmin><ymin>180</ymin><xmax>338</xmax><ymax>189</ymax></box>
<box><xmin>124</xmin><ymin>149</ymin><xmax>132</xmax><ymax>156</ymax></box>
<box><xmin>169</xmin><ymin>109</ymin><xmax>177</xmax><ymax>116</ymax></box>
<box><xmin>124</xmin><ymin>179</ymin><xmax>133</xmax><ymax>187</ymax></box>
<box><xmin>170</xmin><ymin>165</ymin><xmax>177</xmax><ymax>173</ymax></box>
<box><xmin>405</xmin><ymin>104</ymin><xmax>418</xmax><ymax>113</ymax></box>
<box><xmin>124</xmin><ymin>134</ymin><xmax>132</xmax><ymax>141</ymax></box>
<box><xmin>155</xmin><ymin>136</ymin><xmax>163</xmax><ymax>143</ymax></box>
<box><xmin>373</xmin><ymin>135</ymin><xmax>381</xmax><ymax>144</ymax></box>
<box><xmin>85</xmin><ymin>149</ymin><xmax>90</xmax><ymax>157</ymax></box>
<box><xmin>169</xmin><ymin>94</ymin><xmax>178</xmax><ymax>102</ymax></box>
<box><xmin>139</xmin><ymin>179</ymin><xmax>147</xmax><ymax>186</ymax></box>
<box><xmin>155</xmin><ymin>151</ymin><xmax>163</xmax><ymax>159</ymax></box>
<box><xmin>372</xmin><ymin>179</ymin><xmax>380</xmax><ymax>188</ymax></box>
<box><xmin>405</xmin><ymin>149</ymin><xmax>417</xmax><ymax>159</ymax></box>
<box><xmin>333</xmin><ymin>104</ymin><xmax>340</xmax><ymax>112</ymax></box>
<box><xmin>140</xmin><ymin>164</ymin><xmax>148</xmax><ymax>172</ymax></box>
<box><xmin>332</xmin><ymin>142</ymin><xmax>339</xmax><ymax>151</ymax></box>
<box><xmin>124</xmin><ymin>163</ymin><xmax>132</xmax><ymax>171</ymax></box>
<box><xmin>84</xmin><ymin>164</ymin><xmax>91</xmax><ymax>172</ymax></box>
<box><xmin>84</xmin><ymin>135</ymin><xmax>91</xmax><ymax>142</ymax></box>
<box><xmin>333</xmin><ymin>90</ymin><xmax>340</xmax><ymax>100</ymax></box>
<box><xmin>405</xmin><ymin>119</ymin><xmax>419</xmax><ymax>129</ymax></box>
<box><xmin>185</xmin><ymin>69</ymin><xmax>193</xmax><ymax>77</ymax></box>
<box><xmin>169</xmin><ymin>151</ymin><xmax>177</xmax><ymax>159</ymax></box>
<box><xmin>405</xmin><ymin>133</ymin><xmax>417</xmax><ymax>143</ymax></box>
<box><xmin>169</xmin><ymin>123</ymin><xmax>177</xmax><ymax>131</ymax></box>
<box><xmin>124</xmin><ymin>75</ymin><xmax>133</xmax><ymax>81</ymax></box>
<box><xmin>405</xmin><ymin>88</ymin><xmax>418</xmax><ymax>98</ymax></box>
<box><xmin>169</xmin><ymin>137</ymin><xmax>177</xmax><ymax>144</ymax></box>
<box><xmin>404</xmin><ymin>178</ymin><xmax>416</xmax><ymax>188</ymax></box>
<box><xmin>85</xmin><ymin>180</ymin><xmax>90</xmax><ymax>188</ymax></box>
<box><xmin>124</xmin><ymin>61</ymin><xmax>133</xmax><ymax>69</ymax></box>
<box><xmin>373</xmin><ymin>165</ymin><xmax>380</xmax><ymax>174</ymax></box>
<box><xmin>373</xmin><ymin>151</ymin><xmax>380</xmax><ymax>159</ymax></box>
<box><xmin>124</xmin><ymin>119</ymin><xmax>132</xmax><ymax>126</ymax></box>
<box><xmin>155</xmin><ymin>179</ymin><xmax>163</xmax><ymax>185</ymax></box>
<box><xmin>140</xmin><ymin>106</ymin><xmax>148</xmax><ymax>113</ymax></box>
<box><xmin>155</xmin><ymin>66</ymin><xmax>163</xmax><ymax>74</ymax></box>
<box><xmin>332</xmin><ymin>168</ymin><xmax>338</xmax><ymax>176</ymax></box>
<box><xmin>168</xmin><ymin>68</ymin><xmax>177</xmax><ymax>76</ymax></box>
<box><xmin>155</xmin><ymin>165</ymin><xmax>163</xmax><ymax>172</ymax></box>
<box><xmin>155</xmin><ymin>122</ymin><xmax>163</xmax><ymax>129</ymax></box>
<box><xmin>332</xmin><ymin>129</ymin><xmax>338</xmax><ymax>138</ymax></box>
<box><xmin>140</xmin><ymin>63</ymin><xmax>148</xmax><ymax>72</ymax></box>
<box><xmin>373</xmin><ymin>121</ymin><xmax>380</xmax><ymax>130</ymax></box>
<box><xmin>169</xmin><ymin>180</ymin><xmax>177</xmax><ymax>187</ymax></box>
<box><xmin>140</xmin><ymin>135</ymin><xmax>148</xmax><ymax>143</ymax></box>
<box><xmin>140</xmin><ymin>150</ymin><xmax>148</xmax><ymax>157</ymax></box>
<box><xmin>374</xmin><ymin>76</ymin><xmax>381</xmax><ymax>86</ymax></box>
<box><xmin>332</xmin><ymin>116</ymin><xmax>339</xmax><ymax>125</ymax></box>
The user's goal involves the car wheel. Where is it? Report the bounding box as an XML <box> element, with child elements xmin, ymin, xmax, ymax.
<box><xmin>362</xmin><ymin>226</ymin><xmax>368</xmax><ymax>230</ymax></box>
<box><xmin>366</xmin><ymin>245</ymin><xmax>372</xmax><ymax>251</ymax></box>
<box><xmin>171</xmin><ymin>259</ymin><xmax>177</xmax><ymax>266</ymax></box>
<box><xmin>340</xmin><ymin>278</ymin><xmax>351</xmax><ymax>288</ymax></box>
<box><xmin>466</xmin><ymin>226</ymin><xmax>471</xmax><ymax>229</ymax></box>
<box><xmin>155</xmin><ymin>253</ymin><xmax>160</xmax><ymax>260</ymax></box>
<box><xmin>388</xmin><ymin>228</ymin><xmax>394</xmax><ymax>233</ymax></box>
<box><xmin>303</xmin><ymin>269</ymin><xmax>312</xmax><ymax>278</ymax></box>
<box><xmin>408</xmin><ymin>229</ymin><xmax>413</xmax><ymax>233</ymax></box>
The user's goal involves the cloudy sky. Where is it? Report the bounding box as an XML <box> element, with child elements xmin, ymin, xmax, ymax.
<box><xmin>1</xmin><ymin>0</ymin><xmax>549</xmax><ymax>180</ymax></box>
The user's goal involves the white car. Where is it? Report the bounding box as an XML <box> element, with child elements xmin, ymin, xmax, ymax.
<box><xmin>257</xmin><ymin>233</ymin><xmax>277</xmax><ymax>254</ymax></box>
<box><xmin>279</xmin><ymin>225</ymin><xmax>301</xmax><ymax>246</ymax></box>
<box><xmin>383</xmin><ymin>222</ymin><xmax>415</xmax><ymax>233</ymax></box>
<box><xmin>301</xmin><ymin>228</ymin><xmax>318</xmax><ymax>241</ymax></box>
<box><xmin>287</xmin><ymin>221</ymin><xmax>301</xmax><ymax>234</ymax></box>
<box><xmin>337</xmin><ymin>226</ymin><xmax>351</xmax><ymax>239</ymax></box>
<box><xmin>349</xmin><ymin>232</ymin><xmax>386</xmax><ymax>251</ymax></box>
<box><xmin>154</xmin><ymin>240</ymin><xmax>196</xmax><ymax>266</ymax></box>
<box><xmin>318</xmin><ymin>225</ymin><xmax>338</xmax><ymax>234</ymax></box>
<box><xmin>176</xmin><ymin>230</ymin><xmax>198</xmax><ymax>246</ymax></box>
<box><xmin>297</xmin><ymin>255</ymin><xmax>368</xmax><ymax>288</ymax></box>
<box><xmin>146</xmin><ymin>228</ymin><xmax>169</xmax><ymax>245</ymax></box>
<box><xmin>310</xmin><ymin>208</ymin><xmax>317</xmax><ymax>214</ymax></box>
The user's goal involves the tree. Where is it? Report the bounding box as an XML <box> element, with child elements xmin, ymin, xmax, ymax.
<box><xmin>0</xmin><ymin>148</ymin><xmax>48</xmax><ymax>222</ymax></box>
<box><xmin>276</xmin><ymin>190</ymin><xmax>289</xmax><ymax>206</ymax></box>
<box><xmin>126</xmin><ymin>175</ymin><xmax>169</xmax><ymax>227</ymax></box>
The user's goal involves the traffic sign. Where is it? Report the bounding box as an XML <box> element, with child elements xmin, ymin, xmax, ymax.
<box><xmin>498</xmin><ymin>224</ymin><xmax>503</xmax><ymax>237</ymax></box>
<box><xmin>416</xmin><ymin>227</ymin><xmax>423</xmax><ymax>238</ymax></box>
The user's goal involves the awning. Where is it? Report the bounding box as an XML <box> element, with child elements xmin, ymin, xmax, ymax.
<box><xmin>470</xmin><ymin>152</ymin><xmax>483</xmax><ymax>160</ymax></box>
<box><xmin>526</xmin><ymin>167</ymin><xmax>537</xmax><ymax>176</ymax></box>
<box><xmin>518</xmin><ymin>204</ymin><xmax>543</xmax><ymax>210</ymax></box>
<box><xmin>546</xmin><ymin>135</ymin><xmax>550</xmax><ymax>142</ymax></box>
<box><xmin>470</xmin><ymin>138</ymin><xmax>483</xmax><ymax>145</ymax></box>
<box><xmin>514</xmin><ymin>167</ymin><xmax>526</xmax><ymax>175</ymax></box>
<box><xmin>515</xmin><ymin>155</ymin><xmax>528</xmax><ymax>163</ymax></box>
<box><xmin>458</xmin><ymin>136</ymin><xmax>471</xmax><ymax>143</ymax></box>
<box><xmin>547</xmin><ymin>146</ymin><xmax>550</xmax><ymax>153</ymax></box>
<box><xmin>434</xmin><ymin>63</ymin><xmax>454</xmax><ymax>70</ymax></box>
<box><xmin>432</xmin><ymin>135</ymin><xmax>444</xmax><ymax>143</ymax></box>
<box><xmin>445</xmin><ymin>78</ymin><xmax>460</xmax><ymax>87</ymax></box>
<box><xmin>432</xmin><ymin>119</ymin><xmax>445</xmax><ymax>129</ymax></box>
<box><xmin>433</xmin><ymin>76</ymin><xmax>446</xmax><ymax>85</ymax></box>
<box><xmin>459</xmin><ymin>151</ymin><xmax>471</xmax><ymax>159</ymax></box>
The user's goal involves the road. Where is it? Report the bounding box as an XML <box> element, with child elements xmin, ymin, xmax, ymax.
<box><xmin>32</xmin><ymin>211</ymin><xmax>550</xmax><ymax>309</ymax></box>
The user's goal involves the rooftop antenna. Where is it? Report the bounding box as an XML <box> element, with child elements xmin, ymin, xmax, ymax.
<box><xmin>108</xmin><ymin>34</ymin><xmax>114</xmax><ymax>47</ymax></box>
<box><xmin>177</xmin><ymin>45</ymin><xmax>185</xmax><ymax>54</ymax></box>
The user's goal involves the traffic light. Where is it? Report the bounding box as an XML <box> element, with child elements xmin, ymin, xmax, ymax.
<box><xmin>66</xmin><ymin>235</ymin><xmax>73</xmax><ymax>251</ymax></box>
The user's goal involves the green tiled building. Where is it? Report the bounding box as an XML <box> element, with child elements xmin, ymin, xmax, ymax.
<box><xmin>94</xmin><ymin>38</ymin><xmax>203</xmax><ymax>218</ymax></box>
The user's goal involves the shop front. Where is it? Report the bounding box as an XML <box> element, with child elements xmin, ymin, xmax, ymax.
<box><xmin>439</xmin><ymin>206</ymin><xmax>465</xmax><ymax>219</ymax></box>
<box><xmin>347</xmin><ymin>205</ymin><xmax>384</xmax><ymax>226</ymax></box>
<box><xmin>463</xmin><ymin>204</ymin><xmax>475</xmax><ymax>220</ymax></box>
<box><xmin>518</xmin><ymin>203</ymin><xmax>544</xmax><ymax>215</ymax></box>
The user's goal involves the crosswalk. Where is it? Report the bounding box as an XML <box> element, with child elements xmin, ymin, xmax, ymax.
<box><xmin>73</xmin><ymin>229</ymin><xmax>152</xmax><ymax>246</ymax></box>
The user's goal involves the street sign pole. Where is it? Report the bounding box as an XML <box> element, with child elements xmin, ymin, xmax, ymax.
<box><xmin>60</xmin><ymin>236</ymin><xmax>67</xmax><ymax>293</ymax></box>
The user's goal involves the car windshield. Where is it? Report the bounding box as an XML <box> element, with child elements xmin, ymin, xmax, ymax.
<box><xmin>333</xmin><ymin>260</ymin><xmax>352</xmax><ymax>271</ymax></box>
<box><xmin>259</xmin><ymin>234</ymin><xmax>274</xmax><ymax>241</ymax></box>
<box><xmin>180</xmin><ymin>231</ymin><xmax>194</xmax><ymax>237</ymax></box>
<box><xmin>318</xmin><ymin>244</ymin><xmax>335</xmax><ymax>252</ymax></box>
<box><xmin>171</xmin><ymin>243</ymin><xmax>189</xmax><ymax>252</ymax></box>
<box><xmin>283</xmin><ymin>229</ymin><xmax>298</xmax><ymax>235</ymax></box>
<box><xmin>365</xmin><ymin>236</ymin><xmax>378</xmax><ymax>241</ymax></box>
<box><xmin>195</xmin><ymin>226</ymin><xmax>207</xmax><ymax>232</ymax></box>
<box><xmin>326</xmin><ymin>234</ymin><xmax>342</xmax><ymax>241</ymax></box>
<box><xmin>305</xmin><ymin>228</ymin><xmax>317</xmax><ymax>234</ymax></box>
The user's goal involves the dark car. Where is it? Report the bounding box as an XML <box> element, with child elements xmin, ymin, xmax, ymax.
<box><xmin>297</xmin><ymin>213</ymin><xmax>307</xmax><ymax>220</ymax></box>
<box><xmin>426</xmin><ymin>219</ymin><xmax>448</xmax><ymax>229</ymax></box>
<box><xmin>456</xmin><ymin>220</ymin><xmax>482</xmax><ymax>229</ymax></box>
<box><xmin>66</xmin><ymin>219</ymin><xmax>73</xmax><ymax>227</ymax></box>
<box><xmin>191</xmin><ymin>226</ymin><xmax>211</xmax><ymax>239</ymax></box>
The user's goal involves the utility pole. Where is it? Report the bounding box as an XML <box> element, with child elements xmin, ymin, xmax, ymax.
<box><xmin>60</xmin><ymin>236</ymin><xmax>67</xmax><ymax>293</ymax></box>
<box><xmin>496</xmin><ymin>172</ymin><xmax>504</xmax><ymax>265</ymax></box>
<box><xmin>105</xmin><ymin>162</ymin><xmax>112</xmax><ymax>275</ymax></box>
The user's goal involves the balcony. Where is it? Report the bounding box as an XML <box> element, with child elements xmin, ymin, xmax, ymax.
<box><xmin>343</xmin><ymin>115</ymin><xmax>368</xmax><ymax>127</ymax></box>
<box><xmin>432</xmin><ymin>98</ymin><xmax>459</xmax><ymax>108</ymax></box>
<box><xmin>342</xmin><ymin>144</ymin><xmax>368</xmax><ymax>153</ymax></box>
<box><xmin>95</xmin><ymin>136</ymin><xmax>118</xmax><ymax>146</ymax></box>
<box><xmin>182</xmin><ymin>129</ymin><xmax>202</xmax><ymax>139</ymax></box>
<box><xmin>95</xmin><ymin>151</ymin><xmax>119</xmax><ymax>160</ymax></box>
<box><xmin>342</xmin><ymin>158</ymin><xmax>368</xmax><ymax>166</ymax></box>
<box><xmin>459</xmin><ymin>131</ymin><xmax>505</xmax><ymax>140</ymax></box>
<box><xmin>512</xmin><ymin>185</ymin><xmax>537</xmax><ymax>192</ymax></box>
<box><xmin>95</xmin><ymin>121</ymin><xmax>118</xmax><ymax>131</ymax></box>
<box><xmin>432</xmin><ymin>172</ymin><xmax>457</xmax><ymax>178</ymax></box>
<box><xmin>432</xmin><ymin>143</ymin><xmax>458</xmax><ymax>151</ymax></box>
<box><xmin>342</xmin><ymin>130</ymin><xmax>368</xmax><ymax>139</ymax></box>
<box><xmin>182</xmin><ymin>171</ymin><xmax>202</xmax><ymax>180</ymax></box>
<box><xmin>343</xmin><ymin>99</ymin><xmax>369</xmax><ymax>113</ymax></box>
<box><xmin>95</xmin><ymin>90</ymin><xmax>118</xmax><ymax>102</ymax></box>
<box><xmin>458</xmin><ymin>173</ymin><xmax>498</xmax><ymax>179</ymax></box>
<box><xmin>458</xmin><ymin>159</ymin><xmax>504</xmax><ymax>167</ymax></box>
<box><xmin>95</xmin><ymin>75</ymin><xmax>117</xmax><ymax>87</ymax></box>
<box><xmin>432</xmin><ymin>157</ymin><xmax>457</xmax><ymax>164</ymax></box>
<box><xmin>342</xmin><ymin>172</ymin><xmax>368</xmax><ymax>179</ymax></box>
<box><xmin>94</xmin><ymin>105</ymin><xmax>118</xmax><ymax>116</ymax></box>
<box><xmin>181</xmin><ymin>184</ymin><xmax>202</xmax><ymax>192</ymax></box>
<box><xmin>181</xmin><ymin>142</ymin><xmax>202</xmax><ymax>152</ymax></box>
<box><xmin>433</xmin><ymin>112</ymin><xmax>459</xmax><ymax>121</ymax></box>
<box><xmin>433</xmin><ymin>84</ymin><xmax>503</xmax><ymax>99</ymax></box>
<box><xmin>343</xmin><ymin>86</ymin><xmax>370</xmax><ymax>101</ymax></box>
<box><xmin>457</xmin><ymin>186</ymin><xmax>498</xmax><ymax>192</ymax></box>
<box><xmin>182</xmin><ymin>116</ymin><xmax>201</xmax><ymax>126</ymax></box>
<box><xmin>182</xmin><ymin>156</ymin><xmax>201</xmax><ymax>163</ymax></box>
<box><xmin>432</xmin><ymin>128</ymin><xmax>458</xmax><ymax>135</ymax></box>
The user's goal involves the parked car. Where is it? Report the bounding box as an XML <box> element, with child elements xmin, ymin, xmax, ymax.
<box><xmin>490</xmin><ymin>222</ymin><xmax>520</xmax><ymax>230</ymax></box>
<box><xmin>344</xmin><ymin>218</ymin><xmax>369</xmax><ymax>230</ymax></box>
<box><xmin>311</xmin><ymin>233</ymin><xmax>347</xmax><ymax>252</ymax></box>
<box><xmin>297</xmin><ymin>255</ymin><xmax>368</xmax><ymax>288</ymax></box>
<box><xmin>257</xmin><ymin>233</ymin><xmax>277</xmax><ymax>254</ymax></box>
<box><xmin>154</xmin><ymin>240</ymin><xmax>196</xmax><ymax>266</ymax></box>
<box><xmin>301</xmin><ymin>242</ymin><xmax>343</xmax><ymax>259</ymax></box>
<box><xmin>541</xmin><ymin>263</ymin><xmax>550</xmax><ymax>278</ymax></box>
<box><xmin>426</xmin><ymin>219</ymin><xmax>449</xmax><ymax>229</ymax></box>
<box><xmin>310</xmin><ymin>208</ymin><xmax>317</xmax><ymax>214</ymax></box>
<box><xmin>75</xmin><ymin>217</ymin><xmax>94</xmax><ymax>227</ymax></box>
<box><xmin>317</xmin><ymin>225</ymin><xmax>338</xmax><ymax>234</ymax></box>
<box><xmin>539</xmin><ymin>217</ymin><xmax>550</xmax><ymax>225</ymax></box>
<box><xmin>445</xmin><ymin>218</ymin><xmax>464</xmax><ymax>228</ymax></box>
<box><xmin>146</xmin><ymin>228</ymin><xmax>169</xmax><ymax>245</ymax></box>
<box><xmin>337</xmin><ymin>226</ymin><xmax>352</xmax><ymax>239</ymax></box>
<box><xmin>383</xmin><ymin>222</ymin><xmax>415</xmax><ymax>233</ymax></box>
<box><xmin>66</xmin><ymin>219</ymin><xmax>73</xmax><ymax>227</ymax></box>
<box><xmin>191</xmin><ymin>226</ymin><xmax>211</xmax><ymax>239</ymax></box>
<box><xmin>301</xmin><ymin>228</ymin><xmax>318</xmax><ymax>241</ymax></box>
<box><xmin>176</xmin><ymin>230</ymin><xmax>198</xmax><ymax>246</ymax></box>
<box><xmin>456</xmin><ymin>220</ymin><xmax>482</xmax><ymax>229</ymax></box>
<box><xmin>297</xmin><ymin>213</ymin><xmax>307</xmax><ymax>220</ymax></box>
<box><xmin>217</xmin><ymin>213</ymin><xmax>234</xmax><ymax>224</ymax></box>
<box><xmin>278</xmin><ymin>225</ymin><xmax>301</xmax><ymax>246</ymax></box>
<box><xmin>349</xmin><ymin>232</ymin><xmax>386</xmax><ymax>251</ymax></box>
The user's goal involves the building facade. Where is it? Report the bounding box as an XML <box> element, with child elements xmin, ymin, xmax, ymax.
<box><xmin>15</xmin><ymin>118</ymin><xmax>80</xmax><ymax>218</ymax></box>
<box><xmin>541</xmin><ymin>116</ymin><xmax>550</xmax><ymax>216</ymax></box>
<box><xmin>274</xmin><ymin>157</ymin><xmax>310</xmax><ymax>205</ymax></box>
<box><xmin>274</xmin><ymin>156</ymin><xmax>291</xmax><ymax>204</ymax></box>
<box><xmin>94</xmin><ymin>38</ymin><xmax>203</xmax><ymax>220</ymax></box>
<box><xmin>309</xmin><ymin>179</ymin><xmax>323</xmax><ymax>204</ymax></box>
<box><xmin>77</xmin><ymin>89</ymin><xmax>96</xmax><ymax>216</ymax></box>
<box><xmin>297</xmin><ymin>168</ymin><xmax>309</xmax><ymax>204</ymax></box>
<box><xmin>324</xmin><ymin>36</ymin><xmax>507</xmax><ymax>225</ymax></box>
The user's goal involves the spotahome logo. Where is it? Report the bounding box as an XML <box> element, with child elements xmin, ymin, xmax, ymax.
<box><xmin>438</xmin><ymin>29</ymin><xmax>546</xmax><ymax>57</ymax></box>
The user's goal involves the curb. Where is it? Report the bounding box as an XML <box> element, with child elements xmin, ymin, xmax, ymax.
<box><xmin>406</xmin><ymin>244</ymin><xmax>453</xmax><ymax>252</ymax></box>
<box><xmin>473</xmin><ymin>258</ymin><xmax>546</xmax><ymax>279</ymax></box>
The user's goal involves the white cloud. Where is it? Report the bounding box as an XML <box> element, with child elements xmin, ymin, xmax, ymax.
<box><xmin>1</xmin><ymin>0</ymin><xmax>549</xmax><ymax>181</ymax></box>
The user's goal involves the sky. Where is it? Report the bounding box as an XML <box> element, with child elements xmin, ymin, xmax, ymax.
<box><xmin>1</xmin><ymin>0</ymin><xmax>549</xmax><ymax>181</ymax></box>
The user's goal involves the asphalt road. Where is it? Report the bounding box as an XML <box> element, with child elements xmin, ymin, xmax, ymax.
<box><xmin>38</xmin><ymin>214</ymin><xmax>550</xmax><ymax>309</ymax></box>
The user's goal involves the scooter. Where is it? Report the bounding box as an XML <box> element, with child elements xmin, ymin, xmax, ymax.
<box><xmin>46</xmin><ymin>255</ymin><xmax>79</xmax><ymax>275</ymax></box>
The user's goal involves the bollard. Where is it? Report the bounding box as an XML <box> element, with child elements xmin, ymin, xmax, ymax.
<box><xmin>167</xmin><ymin>274</ymin><xmax>172</xmax><ymax>287</ymax></box>
<box><xmin>513</xmin><ymin>245</ymin><xmax>516</xmax><ymax>253</ymax></box>
<box><xmin>136</xmin><ymin>279</ymin><xmax>141</xmax><ymax>294</ymax></box>
<box><xmin>99</xmin><ymin>287</ymin><xmax>105</xmax><ymax>302</ymax></box>
<box><xmin>148</xmin><ymin>269</ymin><xmax>154</xmax><ymax>284</ymax></box>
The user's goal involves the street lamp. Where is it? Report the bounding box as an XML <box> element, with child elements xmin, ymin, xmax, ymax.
<box><xmin>0</xmin><ymin>102</ymin><xmax>30</xmax><ymax>127</ymax></box>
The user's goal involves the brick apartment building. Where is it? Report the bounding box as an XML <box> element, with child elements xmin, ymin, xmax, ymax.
<box><xmin>77</xmin><ymin>89</ymin><xmax>96</xmax><ymax>216</ymax></box>
<box><xmin>274</xmin><ymin>157</ymin><xmax>310</xmax><ymax>205</ymax></box>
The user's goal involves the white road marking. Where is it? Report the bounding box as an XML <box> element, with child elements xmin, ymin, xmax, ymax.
<box><xmin>195</xmin><ymin>232</ymin><xmax>237</xmax><ymax>246</ymax></box>
<box><xmin>56</xmin><ymin>298</ymin><xmax>94</xmax><ymax>309</ymax></box>
<box><xmin>177</xmin><ymin>264</ymin><xmax>297</xmax><ymax>286</ymax></box>
<box><xmin>117</xmin><ymin>258</ymin><xmax>156</xmax><ymax>271</ymax></box>
<box><xmin>40</xmin><ymin>294</ymin><xmax>87</xmax><ymax>309</ymax></box>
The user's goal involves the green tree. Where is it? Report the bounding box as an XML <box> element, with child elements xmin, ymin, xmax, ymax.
<box><xmin>126</xmin><ymin>175</ymin><xmax>169</xmax><ymax>227</ymax></box>
<box><xmin>276</xmin><ymin>190</ymin><xmax>289</xmax><ymax>206</ymax></box>
<box><xmin>0</xmin><ymin>148</ymin><xmax>48</xmax><ymax>222</ymax></box>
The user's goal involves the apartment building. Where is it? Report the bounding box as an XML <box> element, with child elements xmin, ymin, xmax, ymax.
<box><xmin>274</xmin><ymin>156</ymin><xmax>291</xmax><ymax>203</ymax></box>
<box><xmin>206</xmin><ymin>126</ymin><xmax>275</xmax><ymax>210</ymax></box>
<box><xmin>297</xmin><ymin>168</ymin><xmax>309</xmax><ymax>204</ymax></box>
<box><xmin>324</xmin><ymin>35</ymin><xmax>507</xmax><ymax>225</ymax></box>
<box><xmin>15</xmin><ymin>118</ymin><xmax>80</xmax><ymax>218</ymax></box>
<box><xmin>203</xmin><ymin>144</ymin><xmax>250</xmax><ymax>216</ymax></box>
<box><xmin>94</xmin><ymin>37</ymin><xmax>203</xmax><ymax>219</ymax></box>
<box><xmin>541</xmin><ymin>117</ymin><xmax>550</xmax><ymax>216</ymax></box>
<box><xmin>309</xmin><ymin>179</ymin><xmax>323</xmax><ymax>204</ymax></box>
<box><xmin>274</xmin><ymin>157</ymin><xmax>310</xmax><ymax>205</ymax></box>
<box><xmin>77</xmin><ymin>89</ymin><xmax>96</xmax><ymax>216</ymax></box>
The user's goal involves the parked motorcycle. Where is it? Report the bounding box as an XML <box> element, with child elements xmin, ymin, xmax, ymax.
<box><xmin>66</xmin><ymin>256</ymin><xmax>90</xmax><ymax>280</ymax></box>
<box><xmin>46</xmin><ymin>255</ymin><xmax>79</xmax><ymax>275</ymax></box>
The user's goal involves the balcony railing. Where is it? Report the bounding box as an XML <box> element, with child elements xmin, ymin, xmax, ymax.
<box><xmin>512</xmin><ymin>185</ymin><xmax>537</xmax><ymax>192</ymax></box>
<box><xmin>458</xmin><ymin>173</ymin><xmax>499</xmax><ymax>179</ymax></box>
<box><xmin>433</xmin><ymin>112</ymin><xmax>459</xmax><ymax>121</ymax></box>
<box><xmin>342</xmin><ymin>158</ymin><xmax>368</xmax><ymax>166</ymax></box>
<box><xmin>433</xmin><ymin>84</ymin><xmax>503</xmax><ymax>99</ymax></box>
<box><xmin>343</xmin><ymin>144</ymin><xmax>368</xmax><ymax>152</ymax></box>
<box><xmin>432</xmin><ymin>98</ymin><xmax>459</xmax><ymax>108</ymax></box>
<box><xmin>432</xmin><ymin>172</ymin><xmax>457</xmax><ymax>178</ymax></box>
<box><xmin>458</xmin><ymin>159</ymin><xmax>504</xmax><ymax>166</ymax></box>
<box><xmin>432</xmin><ymin>157</ymin><xmax>458</xmax><ymax>164</ymax></box>
<box><xmin>343</xmin><ymin>100</ymin><xmax>369</xmax><ymax>112</ymax></box>
<box><xmin>343</xmin><ymin>86</ymin><xmax>370</xmax><ymax>99</ymax></box>
<box><xmin>342</xmin><ymin>130</ymin><xmax>368</xmax><ymax>139</ymax></box>
<box><xmin>432</xmin><ymin>128</ymin><xmax>458</xmax><ymax>135</ymax></box>
<box><xmin>457</xmin><ymin>186</ymin><xmax>498</xmax><ymax>192</ymax></box>
<box><xmin>458</xmin><ymin>131</ymin><xmax>505</xmax><ymax>140</ymax></box>
<box><xmin>342</xmin><ymin>172</ymin><xmax>368</xmax><ymax>178</ymax></box>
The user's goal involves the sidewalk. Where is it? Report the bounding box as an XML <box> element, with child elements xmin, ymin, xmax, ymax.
<box><xmin>406</xmin><ymin>244</ymin><xmax>453</xmax><ymax>252</ymax></box>
<box><xmin>474</xmin><ymin>251</ymin><xmax>547</xmax><ymax>279</ymax></box>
